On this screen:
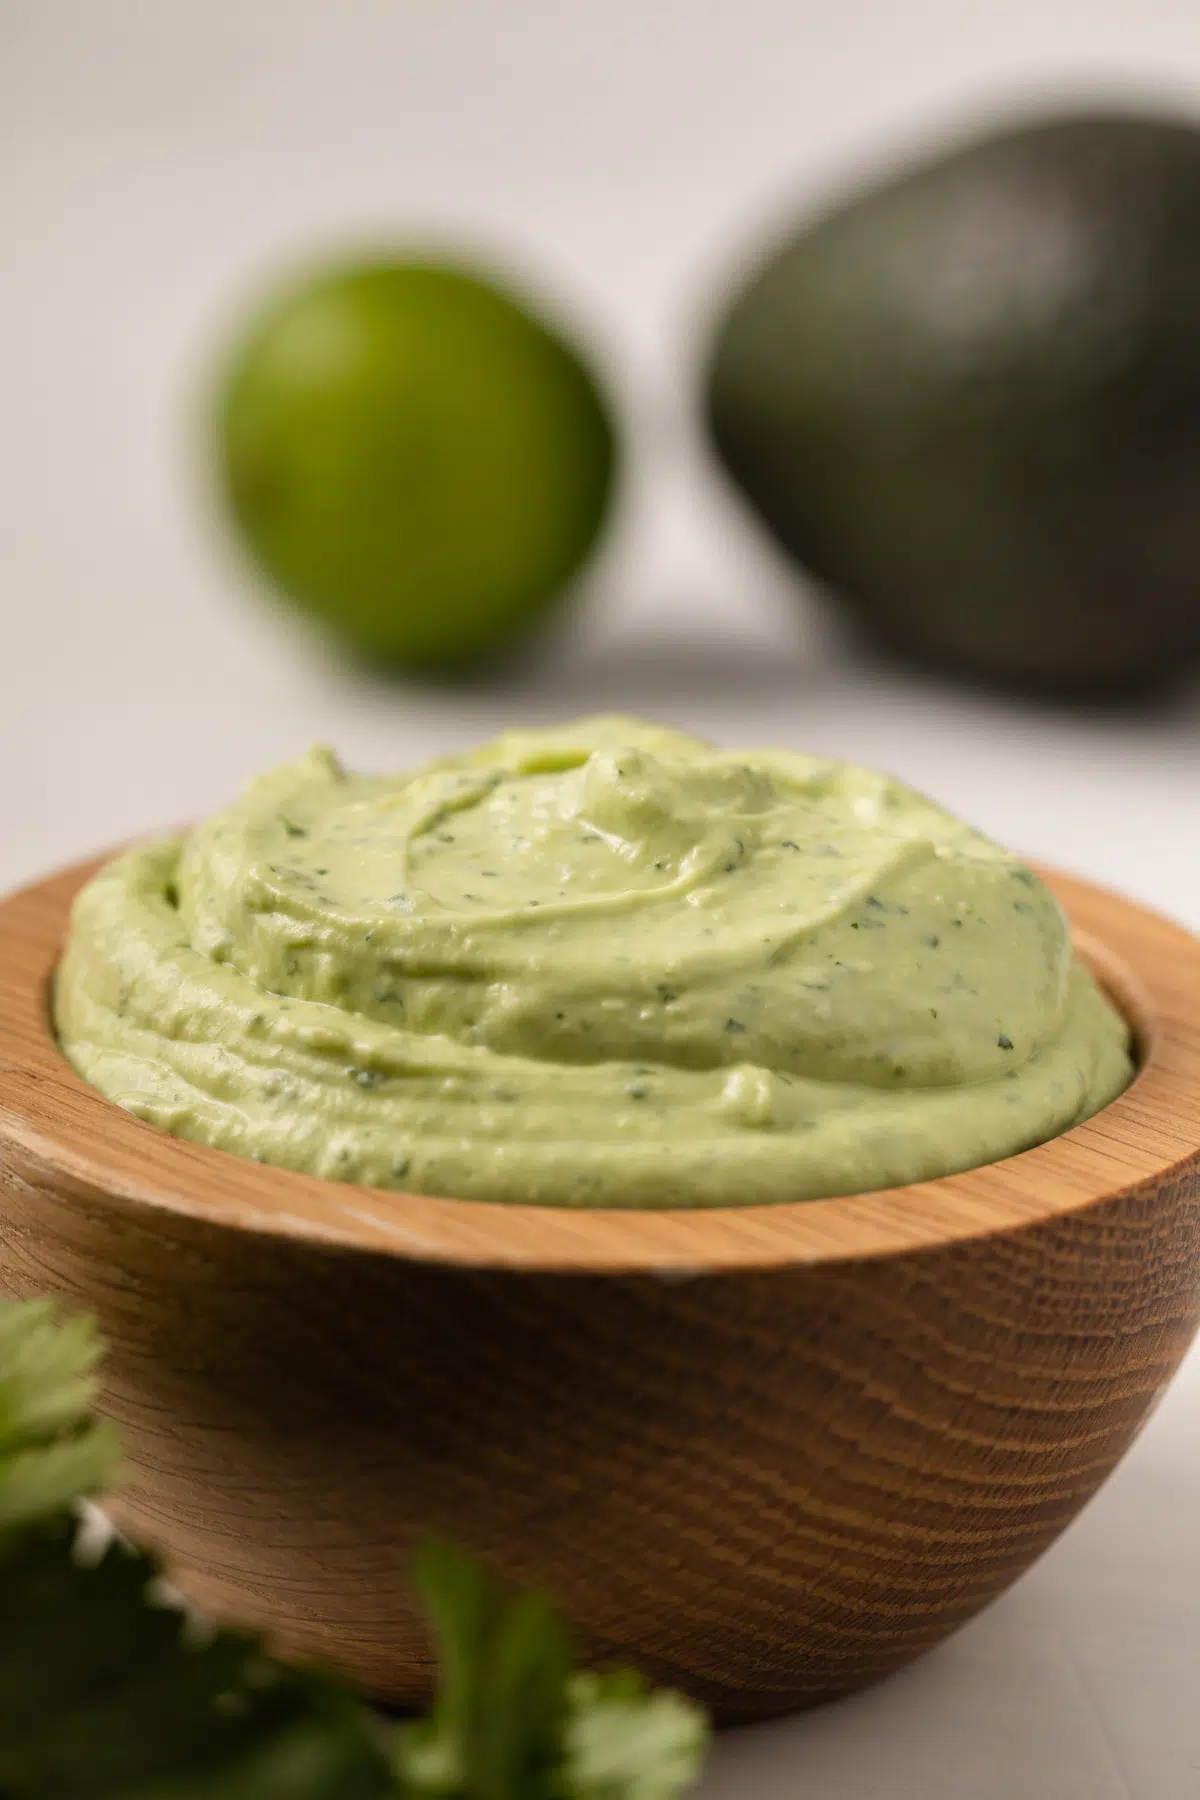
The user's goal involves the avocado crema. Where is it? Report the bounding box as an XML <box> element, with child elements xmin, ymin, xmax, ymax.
<box><xmin>55</xmin><ymin>716</ymin><xmax>1132</xmax><ymax>1208</ymax></box>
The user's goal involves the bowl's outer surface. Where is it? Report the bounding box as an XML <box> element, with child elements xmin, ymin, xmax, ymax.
<box><xmin>1</xmin><ymin>857</ymin><xmax>1199</xmax><ymax>1720</ymax></box>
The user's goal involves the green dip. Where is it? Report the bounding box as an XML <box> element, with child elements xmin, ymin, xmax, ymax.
<box><xmin>55</xmin><ymin>716</ymin><xmax>1132</xmax><ymax>1208</ymax></box>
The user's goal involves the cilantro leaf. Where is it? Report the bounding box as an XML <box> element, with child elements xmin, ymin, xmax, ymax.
<box><xmin>0</xmin><ymin>1300</ymin><xmax>119</xmax><ymax>1532</ymax></box>
<box><xmin>392</xmin><ymin>1543</ymin><xmax>708</xmax><ymax>1800</ymax></box>
<box><xmin>0</xmin><ymin>1517</ymin><xmax>392</xmax><ymax>1799</ymax></box>
<box><xmin>393</xmin><ymin>1539</ymin><xmax>572</xmax><ymax>1800</ymax></box>
<box><xmin>563</xmin><ymin>1671</ymin><xmax>709</xmax><ymax>1800</ymax></box>
<box><xmin>0</xmin><ymin>1300</ymin><xmax>393</xmax><ymax>1799</ymax></box>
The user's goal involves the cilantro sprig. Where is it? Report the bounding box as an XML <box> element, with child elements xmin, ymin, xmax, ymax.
<box><xmin>393</xmin><ymin>1543</ymin><xmax>707</xmax><ymax>1800</ymax></box>
<box><xmin>0</xmin><ymin>1300</ymin><xmax>709</xmax><ymax>1800</ymax></box>
<box><xmin>0</xmin><ymin>1302</ymin><xmax>119</xmax><ymax>1531</ymax></box>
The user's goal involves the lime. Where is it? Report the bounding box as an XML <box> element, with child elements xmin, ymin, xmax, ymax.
<box><xmin>216</xmin><ymin>259</ymin><xmax>616</xmax><ymax>668</ymax></box>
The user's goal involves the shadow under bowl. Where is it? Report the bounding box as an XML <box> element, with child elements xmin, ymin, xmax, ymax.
<box><xmin>0</xmin><ymin>856</ymin><xmax>1199</xmax><ymax>1723</ymax></box>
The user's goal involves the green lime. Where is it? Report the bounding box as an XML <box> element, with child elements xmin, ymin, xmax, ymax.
<box><xmin>216</xmin><ymin>258</ymin><xmax>617</xmax><ymax>668</ymax></box>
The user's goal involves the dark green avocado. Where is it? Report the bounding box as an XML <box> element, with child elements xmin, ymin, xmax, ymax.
<box><xmin>706</xmin><ymin>111</ymin><xmax>1200</xmax><ymax>695</ymax></box>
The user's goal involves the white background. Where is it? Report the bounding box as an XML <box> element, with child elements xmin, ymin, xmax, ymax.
<box><xmin>4</xmin><ymin>3</ymin><xmax>1200</xmax><ymax>1793</ymax></box>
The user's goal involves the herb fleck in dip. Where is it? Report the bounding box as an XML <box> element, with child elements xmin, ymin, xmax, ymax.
<box><xmin>55</xmin><ymin>717</ymin><xmax>1132</xmax><ymax>1207</ymax></box>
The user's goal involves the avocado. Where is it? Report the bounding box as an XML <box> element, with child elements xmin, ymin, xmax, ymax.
<box><xmin>706</xmin><ymin>111</ymin><xmax>1200</xmax><ymax>695</ymax></box>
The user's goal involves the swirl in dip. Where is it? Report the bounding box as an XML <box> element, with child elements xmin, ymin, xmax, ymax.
<box><xmin>55</xmin><ymin>716</ymin><xmax>1132</xmax><ymax>1208</ymax></box>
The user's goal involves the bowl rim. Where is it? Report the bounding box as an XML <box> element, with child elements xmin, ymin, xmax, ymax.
<box><xmin>1</xmin><ymin>852</ymin><xmax>1198</xmax><ymax>1275</ymax></box>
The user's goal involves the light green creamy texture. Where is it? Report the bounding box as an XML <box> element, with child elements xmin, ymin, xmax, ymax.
<box><xmin>55</xmin><ymin>716</ymin><xmax>1132</xmax><ymax>1208</ymax></box>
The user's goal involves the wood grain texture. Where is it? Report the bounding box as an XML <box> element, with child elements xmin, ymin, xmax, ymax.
<box><xmin>0</xmin><ymin>855</ymin><xmax>1199</xmax><ymax>1720</ymax></box>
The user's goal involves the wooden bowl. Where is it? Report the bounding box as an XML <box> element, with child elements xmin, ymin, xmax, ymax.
<box><xmin>1</xmin><ymin>855</ymin><xmax>1199</xmax><ymax>1723</ymax></box>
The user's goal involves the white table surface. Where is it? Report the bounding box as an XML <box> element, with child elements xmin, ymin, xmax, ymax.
<box><xmin>4</xmin><ymin>3</ymin><xmax>1200</xmax><ymax>1793</ymax></box>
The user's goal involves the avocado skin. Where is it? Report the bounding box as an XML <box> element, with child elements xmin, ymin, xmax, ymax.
<box><xmin>707</xmin><ymin>113</ymin><xmax>1200</xmax><ymax>695</ymax></box>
